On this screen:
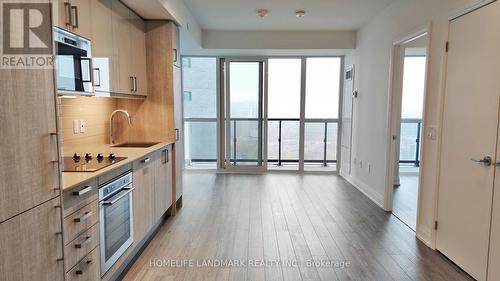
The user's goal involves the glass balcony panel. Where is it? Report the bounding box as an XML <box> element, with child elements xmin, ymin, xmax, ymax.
<box><xmin>184</xmin><ymin>121</ymin><xmax>217</xmax><ymax>167</ymax></box>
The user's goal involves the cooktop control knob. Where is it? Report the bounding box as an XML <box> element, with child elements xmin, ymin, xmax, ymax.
<box><xmin>109</xmin><ymin>153</ymin><xmax>116</xmax><ymax>160</ymax></box>
<box><xmin>85</xmin><ymin>153</ymin><xmax>92</xmax><ymax>160</ymax></box>
<box><xmin>73</xmin><ymin>153</ymin><xmax>81</xmax><ymax>160</ymax></box>
<box><xmin>97</xmin><ymin>153</ymin><xmax>104</xmax><ymax>161</ymax></box>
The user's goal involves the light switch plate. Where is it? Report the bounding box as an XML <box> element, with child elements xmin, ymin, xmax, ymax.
<box><xmin>73</xmin><ymin>120</ymin><xmax>79</xmax><ymax>134</ymax></box>
<box><xmin>426</xmin><ymin>127</ymin><xmax>437</xmax><ymax>140</ymax></box>
<box><xmin>80</xmin><ymin>120</ymin><xmax>86</xmax><ymax>133</ymax></box>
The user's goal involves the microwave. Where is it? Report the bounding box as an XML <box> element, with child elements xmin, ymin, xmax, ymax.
<box><xmin>54</xmin><ymin>27</ymin><xmax>93</xmax><ymax>94</ymax></box>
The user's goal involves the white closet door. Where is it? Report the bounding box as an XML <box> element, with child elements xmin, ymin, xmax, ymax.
<box><xmin>436</xmin><ymin>2</ymin><xmax>500</xmax><ymax>281</ymax></box>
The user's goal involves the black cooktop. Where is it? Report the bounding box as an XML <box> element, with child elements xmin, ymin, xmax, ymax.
<box><xmin>62</xmin><ymin>156</ymin><xmax>127</xmax><ymax>172</ymax></box>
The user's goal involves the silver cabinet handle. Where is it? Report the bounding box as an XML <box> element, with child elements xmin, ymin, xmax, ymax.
<box><xmin>175</xmin><ymin>128</ymin><xmax>180</xmax><ymax>141</ymax></box>
<box><xmin>75</xmin><ymin>259</ymin><xmax>93</xmax><ymax>275</ymax></box>
<box><xmin>162</xmin><ymin>149</ymin><xmax>169</xmax><ymax>164</ymax></box>
<box><xmin>173</xmin><ymin>49</ymin><xmax>178</xmax><ymax>62</ymax></box>
<box><xmin>64</xmin><ymin>2</ymin><xmax>72</xmax><ymax>27</ymax></box>
<box><xmin>73</xmin><ymin>186</ymin><xmax>92</xmax><ymax>196</ymax></box>
<box><xmin>471</xmin><ymin>156</ymin><xmax>492</xmax><ymax>166</ymax></box>
<box><xmin>134</xmin><ymin>77</ymin><xmax>138</xmax><ymax>92</ymax></box>
<box><xmin>74</xmin><ymin>236</ymin><xmax>93</xmax><ymax>248</ymax></box>
<box><xmin>130</xmin><ymin>76</ymin><xmax>135</xmax><ymax>92</ymax></box>
<box><xmin>74</xmin><ymin>211</ymin><xmax>93</xmax><ymax>223</ymax></box>
<box><xmin>71</xmin><ymin>6</ymin><xmax>79</xmax><ymax>28</ymax></box>
<box><xmin>142</xmin><ymin>157</ymin><xmax>150</xmax><ymax>163</ymax></box>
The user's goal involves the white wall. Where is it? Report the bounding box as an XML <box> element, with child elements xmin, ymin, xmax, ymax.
<box><xmin>343</xmin><ymin>0</ymin><xmax>490</xmax><ymax>246</ymax></box>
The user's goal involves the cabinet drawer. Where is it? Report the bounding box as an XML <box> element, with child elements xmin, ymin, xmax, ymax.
<box><xmin>65</xmin><ymin>223</ymin><xmax>99</xmax><ymax>270</ymax></box>
<box><xmin>66</xmin><ymin>247</ymin><xmax>100</xmax><ymax>281</ymax></box>
<box><xmin>64</xmin><ymin>178</ymin><xmax>98</xmax><ymax>215</ymax></box>
<box><xmin>64</xmin><ymin>200</ymin><xmax>98</xmax><ymax>244</ymax></box>
<box><xmin>133</xmin><ymin>152</ymin><xmax>157</xmax><ymax>170</ymax></box>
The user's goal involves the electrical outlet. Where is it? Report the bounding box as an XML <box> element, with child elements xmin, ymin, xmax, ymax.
<box><xmin>80</xmin><ymin>120</ymin><xmax>86</xmax><ymax>133</ymax></box>
<box><xmin>73</xmin><ymin>120</ymin><xmax>79</xmax><ymax>134</ymax></box>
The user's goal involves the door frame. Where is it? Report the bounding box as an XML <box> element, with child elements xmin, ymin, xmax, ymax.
<box><xmin>384</xmin><ymin>25</ymin><xmax>432</xmax><ymax>234</ymax></box>
<box><xmin>220</xmin><ymin>57</ymin><xmax>269</xmax><ymax>173</ymax></box>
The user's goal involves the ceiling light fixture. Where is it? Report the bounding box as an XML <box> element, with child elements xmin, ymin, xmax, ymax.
<box><xmin>295</xmin><ymin>10</ymin><xmax>306</xmax><ymax>18</ymax></box>
<box><xmin>257</xmin><ymin>9</ymin><xmax>268</xmax><ymax>18</ymax></box>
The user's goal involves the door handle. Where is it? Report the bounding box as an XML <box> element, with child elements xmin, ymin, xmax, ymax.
<box><xmin>130</xmin><ymin>76</ymin><xmax>135</xmax><ymax>92</ymax></box>
<box><xmin>175</xmin><ymin>128</ymin><xmax>180</xmax><ymax>141</ymax></box>
<box><xmin>471</xmin><ymin>156</ymin><xmax>492</xmax><ymax>166</ymax></box>
<box><xmin>73</xmin><ymin>185</ymin><xmax>92</xmax><ymax>196</ymax></box>
<box><xmin>74</xmin><ymin>211</ymin><xmax>93</xmax><ymax>223</ymax></box>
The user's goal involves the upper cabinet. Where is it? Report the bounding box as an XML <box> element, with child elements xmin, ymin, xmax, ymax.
<box><xmin>57</xmin><ymin>0</ymin><xmax>92</xmax><ymax>39</ymax></box>
<box><xmin>56</xmin><ymin>0</ymin><xmax>148</xmax><ymax>97</ymax></box>
<box><xmin>172</xmin><ymin>23</ymin><xmax>181</xmax><ymax>68</ymax></box>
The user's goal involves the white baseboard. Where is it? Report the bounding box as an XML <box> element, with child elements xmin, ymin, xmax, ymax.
<box><xmin>341</xmin><ymin>175</ymin><xmax>385</xmax><ymax>210</ymax></box>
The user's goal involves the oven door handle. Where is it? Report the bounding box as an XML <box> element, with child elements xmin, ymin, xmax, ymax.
<box><xmin>102</xmin><ymin>187</ymin><xmax>135</xmax><ymax>205</ymax></box>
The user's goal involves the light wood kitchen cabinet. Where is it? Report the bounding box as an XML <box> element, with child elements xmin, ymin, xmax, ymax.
<box><xmin>90</xmin><ymin>0</ymin><xmax>116</xmax><ymax>94</ymax></box>
<box><xmin>130</xmin><ymin>12</ymin><xmax>148</xmax><ymax>96</ymax></box>
<box><xmin>155</xmin><ymin>146</ymin><xmax>173</xmax><ymax>220</ymax></box>
<box><xmin>132</xmin><ymin>151</ymin><xmax>158</xmax><ymax>242</ymax></box>
<box><xmin>57</xmin><ymin>0</ymin><xmax>92</xmax><ymax>39</ymax></box>
<box><xmin>0</xmin><ymin>198</ymin><xmax>64</xmax><ymax>281</ymax></box>
<box><xmin>111</xmin><ymin>0</ymin><xmax>133</xmax><ymax>95</ymax></box>
<box><xmin>0</xmin><ymin>68</ymin><xmax>60</xmax><ymax>222</ymax></box>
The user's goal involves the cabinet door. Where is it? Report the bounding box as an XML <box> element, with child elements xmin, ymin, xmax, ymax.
<box><xmin>155</xmin><ymin>147</ymin><xmax>172</xmax><ymax>220</ymax></box>
<box><xmin>132</xmin><ymin>152</ymin><xmax>157</xmax><ymax>242</ymax></box>
<box><xmin>173</xmin><ymin>66</ymin><xmax>183</xmax><ymax>201</ymax></box>
<box><xmin>90</xmin><ymin>0</ymin><xmax>116</xmax><ymax>93</ymax></box>
<box><xmin>0</xmin><ymin>198</ymin><xmax>64</xmax><ymax>281</ymax></box>
<box><xmin>111</xmin><ymin>0</ymin><xmax>133</xmax><ymax>95</ymax></box>
<box><xmin>171</xmin><ymin>23</ymin><xmax>181</xmax><ymax>67</ymax></box>
<box><xmin>130</xmin><ymin>11</ymin><xmax>148</xmax><ymax>96</ymax></box>
<box><xmin>0</xmin><ymin>68</ymin><xmax>60</xmax><ymax>222</ymax></box>
<box><xmin>68</xmin><ymin>0</ymin><xmax>92</xmax><ymax>39</ymax></box>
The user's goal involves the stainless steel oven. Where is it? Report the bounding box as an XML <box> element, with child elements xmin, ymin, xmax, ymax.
<box><xmin>54</xmin><ymin>27</ymin><xmax>93</xmax><ymax>94</ymax></box>
<box><xmin>99</xmin><ymin>172</ymin><xmax>134</xmax><ymax>276</ymax></box>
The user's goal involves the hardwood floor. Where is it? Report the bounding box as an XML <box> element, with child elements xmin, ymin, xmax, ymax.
<box><xmin>393</xmin><ymin>172</ymin><xmax>419</xmax><ymax>230</ymax></box>
<box><xmin>123</xmin><ymin>173</ymin><xmax>472</xmax><ymax>281</ymax></box>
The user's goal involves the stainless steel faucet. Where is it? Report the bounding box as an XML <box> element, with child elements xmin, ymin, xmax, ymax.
<box><xmin>110</xmin><ymin>109</ymin><xmax>132</xmax><ymax>144</ymax></box>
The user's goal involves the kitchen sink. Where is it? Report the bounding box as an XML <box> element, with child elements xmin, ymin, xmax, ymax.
<box><xmin>112</xmin><ymin>142</ymin><xmax>159</xmax><ymax>148</ymax></box>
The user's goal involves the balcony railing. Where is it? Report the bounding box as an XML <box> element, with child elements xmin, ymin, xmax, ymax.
<box><xmin>399</xmin><ymin>118</ymin><xmax>422</xmax><ymax>167</ymax></box>
<box><xmin>184</xmin><ymin>118</ymin><xmax>338</xmax><ymax>167</ymax></box>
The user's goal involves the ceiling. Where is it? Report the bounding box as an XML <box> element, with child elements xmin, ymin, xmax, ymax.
<box><xmin>182</xmin><ymin>0</ymin><xmax>400</xmax><ymax>31</ymax></box>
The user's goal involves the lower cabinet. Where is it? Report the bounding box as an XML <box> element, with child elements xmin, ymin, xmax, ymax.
<box><xmin>0</xmin><ymin>197</ymin><xmax>64</xmax><ymax>281</ymax></box>
<box><xmin>133</xmin><ymin>146</ymin><xmax>173</xmax><ymax>243</ymax></box>
<box><xmin>132</xmin><ymin>151</ymin><xmax>158</xmax><ymax>242</ymax></box>
<box><xmin>155</xmin><ymin>147</ymin><xmax>173</xmax><ymax>220</ymax></box>
<box><xmin>66</xmin><ymin>247</ymin><xmax>100</xmax><ymax>281</ymax></box>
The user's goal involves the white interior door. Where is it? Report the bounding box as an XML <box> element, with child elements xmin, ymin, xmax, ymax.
<box><xmin>436</xmin><ymin>2</ymin><xmax>500</xmax><ymax>281</ymax></box>
<box><xmin>340</xmin><ymin>66</ymin><xmax>354</xmax><ymax>176</ymax></box>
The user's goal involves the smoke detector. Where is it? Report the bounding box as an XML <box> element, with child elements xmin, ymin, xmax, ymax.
<box><xmin>295</xmin><ymin>10</ymin><xmax>306</xmax><ymax>18</ymax></box>
<box><xmin>257</xmin><ymin>9</ymin><xmax>268</xmax><ymax>18</ymax></box>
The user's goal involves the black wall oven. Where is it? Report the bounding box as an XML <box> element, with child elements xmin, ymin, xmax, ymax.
<box><xmin>54</xmin><ymin>27</ymin><xmax>93</xmax><ymax>94</ymax></box>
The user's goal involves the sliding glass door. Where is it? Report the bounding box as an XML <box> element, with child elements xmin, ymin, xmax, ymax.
<box><xmin>221</xmin><ymin>59</ymin><xmax>267</xmax><ymax>171</ymax></box>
